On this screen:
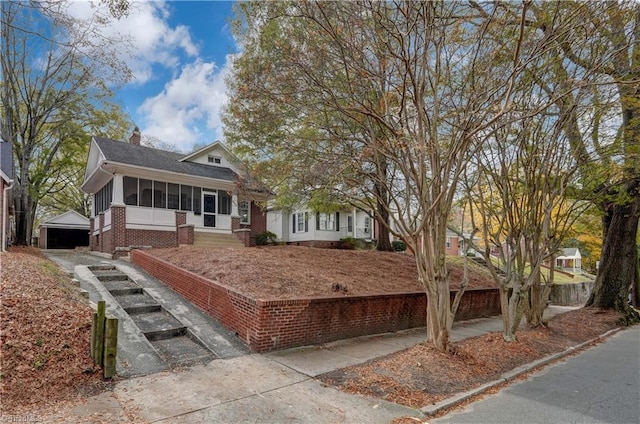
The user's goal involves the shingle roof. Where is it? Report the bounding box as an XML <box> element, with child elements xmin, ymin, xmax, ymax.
<box><xmin>562</xmin><ymin>247</ymin><xmax>580</xmax><ymax>257</ymax></box>
<box><xmin>0</xmin><ymin>141</ymin><xmax>13</xmax><ymax>181</ymax></box>
<box><xmin>94</xmin><ymin>137</ymin><xmax>238</xmax><ymax>182</ymax></box>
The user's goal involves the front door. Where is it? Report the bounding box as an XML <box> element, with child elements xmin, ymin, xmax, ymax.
<box><xmin>203</xmin><ymin>191</ymin><xmax>217</xmax><ymax>227</ymax></box>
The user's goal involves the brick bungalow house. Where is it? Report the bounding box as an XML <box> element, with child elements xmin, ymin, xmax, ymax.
<box><xmin>1</xmin><ymin>140</ymin><xmax>14</xmax><ymax>251</ymax></box>
<box><xmin>81</xmin><ymin>129</ymin><xmax>267</xmax><ymax>257</ymax></box>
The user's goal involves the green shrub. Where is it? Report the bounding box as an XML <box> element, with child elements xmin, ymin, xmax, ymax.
<box><xmin>339</xmin><ymin>237</ymin><xmax>358</xmax><ymax>250</ymax></box>
<box><xmin>392</xmin><ymin>240</ymin><xmax>407</xmax><ymax>252</ymax></box>
<box><xmin>255</xmin><ymin>231</ymin><xmax>278</xmax><ymax>246</ymax></box>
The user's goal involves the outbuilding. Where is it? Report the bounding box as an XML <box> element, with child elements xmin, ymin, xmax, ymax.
<box><xmin>38</xmin><ymin>210</ymin><xmax>90</xmax><ymax>249</ymax></box>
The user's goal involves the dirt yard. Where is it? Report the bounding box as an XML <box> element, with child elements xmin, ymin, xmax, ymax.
<box><xmin>148</xmin><ymin>245</ymin><xmax>497</xmax><ymax>299</ymax></box>
<box><xmin>0</xmin><ymin>248</ymin><xmax>110</xmax><ymax>416</ymax></box>
<box><xmin>318</xmin><ymin>307</ymin><xmax>623</xmax><ymax>418</ymax></box>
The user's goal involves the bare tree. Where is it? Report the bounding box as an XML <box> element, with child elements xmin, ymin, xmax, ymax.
<box><xmin>226</xmin><ymin>1</ymin><xmax>546</xmax><ymax>351</ymax></box>
<box><xmin>0</xmin><ymin>0</ymin><xmax>131</xmax><ymax>244</ymax></box>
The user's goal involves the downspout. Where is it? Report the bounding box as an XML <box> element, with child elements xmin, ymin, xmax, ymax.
<box><xmin>2</xmin><ymin>178</ymin><xmax>14</xmax><ymax>251</ymax></box>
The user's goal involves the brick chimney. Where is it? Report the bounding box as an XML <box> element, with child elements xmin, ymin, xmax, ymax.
<box><xmin>129</xmin><ymin>126</ymin><xmax>141</xmax><ymax>145</ymax></box>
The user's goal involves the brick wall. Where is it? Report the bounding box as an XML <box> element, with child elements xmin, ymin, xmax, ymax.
<box><xmin>233</xmin><ymin>201</ymin><xmax>268</xmax><ymax>247</ymax></box>
<box><xmin>177</xmin><ymin>224</ymin><xmax>194</xmax><ymax>245</ymax></box>
<box><xmin>445</xmin><ymin>236</ymin><xmax>460</xmax><ymax>256</ymax></box>
<box><xmin>89</xmin><ymin>218</ymin><xmax>95</xmax><ymax>250</ymax></box>
<box><xmin>286</xmin><ymin>240</ymin><xmax>343</xmax><ymax>249</ymax></box>
<box><xmin>125</xmin><ymin>229</ymin><xmax>178</xmax><ymax>248</ymax></box>
<box><xmin>133</xmin><ymin>249</ymin><xmax>501</xmax><ymax>352</ymax></box>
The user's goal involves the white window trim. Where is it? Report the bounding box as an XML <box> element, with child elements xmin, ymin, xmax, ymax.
<box><xmin>318</xmin><ymin>212</ymin><xmax>335</xmax><ymax>231</ymax></box>
<box><xmin>446</xmin><ymin>237</ymin><xmax>452</xmax><ymax>249</ymax></box>
<box><xmin>208</xmin><ymin>155</ymin><xmax>222</xmax><ymax>164</ymax></box>
<box><xmin>296</xmin><ymin>213</ymin><xmax>305</xmax><ymax>232</ymax></box>
<box><xmin>239</xmin><ymin>200</ymin><xmax>250</xmax><ymax>225</ymax></box>
<box><xmin>363</xmin><ymin>216</ymin><xmax>370</xmax><ymax>233</ymax></box>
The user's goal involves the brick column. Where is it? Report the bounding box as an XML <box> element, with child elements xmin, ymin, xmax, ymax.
<box><xmin>89</xmin><ymin>217</ymin><xmax>95</xmax><ymax>251</ymax></box>
<box><xmin>111</xmin><ymin>205</ymin><xmax>126</xmax><ymax>253</ymax></box>
<box><xmin>175</xmin><ymin>211</ymin><xmax>187</xmax><ymax>247</ymax></box>
<box><xmin>98</xmin><ymin>212</ymin><xmax>105</xmax><ymax>253</ymax></box>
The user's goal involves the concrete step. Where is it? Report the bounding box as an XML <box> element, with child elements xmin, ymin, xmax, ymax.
<box><xmin>130</xmin><ymin>310</ymin><xmax>187</xmax><ymax>341</ymax></box>
<box><xmin>193</xmin><ymin>232</ymin><xmax>244</xmax><ymax>248</ymax></box>
<box><xmin>113</xmin><ymin>293</ymin><xmax>161</xmax><ymax>314</ymax></box>
<box><xmin>150</xmin><ymin>335</ymin><xmax>214</xmax><ymax>365</ymax></box>
<box><xmin>103</xmin><ymin>279</ymin><xmax>143</xmax><ymax>296</ymax></box>
<box><xmin>93</xmin><ymin>270</ymin><xmax>130</xmax><ymax>282</ymax></box>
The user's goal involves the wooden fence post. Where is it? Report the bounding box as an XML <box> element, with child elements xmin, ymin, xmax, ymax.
<box><xmin>90</xmin><ymin>312</ymin><xmax>98</xmax><ymax>360</ymax></box>
<box><xmin>103</xmin><ymin>317</ymin><xmax>118</xmax><ymax>379</ymax></box>
<box><xmin>93</xmin><ymin>301</ymin><xmax>106</xmax><ymax>365</ymax></box>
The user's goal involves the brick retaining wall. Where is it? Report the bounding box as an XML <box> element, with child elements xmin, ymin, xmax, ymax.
<box><xmin>132</xmin><ymin>249</ymin><xmax>501</xmax><ymax>352</ymax></box>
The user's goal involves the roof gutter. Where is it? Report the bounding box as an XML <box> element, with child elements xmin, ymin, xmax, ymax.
<box><xmin>2</xmin><ymin>177</ymin><xmax>14</xmax><ymax>252</ymax></box>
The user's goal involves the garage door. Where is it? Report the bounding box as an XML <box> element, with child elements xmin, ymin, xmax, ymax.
<box><xmin>46</xmin><ymin>228</ymin><xmax>89</xmax><ymax>249</ymax></box>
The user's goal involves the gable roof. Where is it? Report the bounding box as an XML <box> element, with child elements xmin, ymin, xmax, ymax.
<box><xmin>560</xmin><ymin>247</ymin><xmax>580</xmax><ymax>258</ymax></box>
<box><xmin>179</xmin><ymin>140</ymin><xmax>236</xmax><ymax>163</ymax></box>
<box><xmin>39</xmin><ymin>210</ymin><xmax>90</xmax><ymax>229</ymax></box>
<box><xmin>93</xmin><ymin>137</ymin><xmax>238</xmax><ymax>181</ymax></box>
<box><xmin>0</xmin><ymin>141</ymin><xmax>13</xmax><ymax>182</ymax></box>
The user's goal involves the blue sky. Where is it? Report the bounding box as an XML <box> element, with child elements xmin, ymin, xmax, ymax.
<box><xmin>68</xmin><ymin>1</ymin><xmax>239</xmax><ymax>152</ymax></box>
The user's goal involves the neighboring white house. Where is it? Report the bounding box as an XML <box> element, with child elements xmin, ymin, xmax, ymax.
<box><xmin>556</xmin><ymin>247</ymin><xmax>582</xmax><ymax>272</ymax></box>
<box><xmin>267</xmin><ymin>205</ymin><xmax>375</xmax><ymax>248</ymax></box>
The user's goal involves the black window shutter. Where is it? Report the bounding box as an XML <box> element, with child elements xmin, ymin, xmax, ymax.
<box><xmin>316</xmin><ymin>213</ymin><xmax>320</xmax><ymax>230</ymax></box>
<box><xmin>292</xmin><ymin>214</ymin><xmax>296</xmax><ymax>233</ymax></box>
<box><xmin>335</xmin><ymin>212</ymin><xmax>340</xmax><ymax>231</ymax></box>
<box><xmin>304</xmin><ymin>212</ymin><xmax>309</xmax><ymax>232</ymax></box>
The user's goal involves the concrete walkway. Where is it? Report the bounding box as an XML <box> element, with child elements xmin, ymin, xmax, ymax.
<box><xmin>41</xmin><ymin>250</ymin><xmax>581</xmax><ymax>423</ymax></box>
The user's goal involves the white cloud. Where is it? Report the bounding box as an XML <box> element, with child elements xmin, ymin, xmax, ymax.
<box><xmin>65</xmin><ymin>0</ymin><xmax>198</xmax><ymax>84</ymax></box>
<box><xmin>138</xmin><ymin>57</ymin><xmax>232</xmax><ymax>151</ymax></box>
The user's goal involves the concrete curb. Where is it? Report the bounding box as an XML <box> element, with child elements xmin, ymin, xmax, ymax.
<box><xmin>420</xmin><ymin>327</ymin><xmax>623</xmax><ymax>416</ymax></box>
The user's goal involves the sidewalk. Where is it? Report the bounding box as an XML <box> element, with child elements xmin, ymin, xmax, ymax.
<box><xmin>44</xmin><ymin>306</ymin><xmax>579</xmax><ymax>423</ymax></box>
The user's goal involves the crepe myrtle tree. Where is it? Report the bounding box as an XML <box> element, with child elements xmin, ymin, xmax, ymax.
<box><xmin>224</xmin><ymin>0</ymin><xmax>555</xmax><ymax>351</ymax></box>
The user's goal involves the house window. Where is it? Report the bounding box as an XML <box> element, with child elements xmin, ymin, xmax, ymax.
<box><xmin>208</xmin><ymin>155</ymin><xmax>222</xmax><ymax>164</ymax></box>
<box><xmin>218</xmin><ymin>191</ymin><xmax>231</xmax><ymax>215</ymax></box>
<box><xmin>363</xmin><ymin>216</ymin><xmax>371</xmax><ymax>234</ymax></box>
<box><xmin>239</xmin><ymin>200</ymin><xmax>250</xmax><ymax>224</ymax></box>
<box><xmin>180</xmin><ymin>185</ymin><xmax>193</xmax><ymax>211</ymax></box>
<box><xmin>153</xmin><ymin>181</ymin><xmax>167</xmax><ymax>208</ymax></box>
<box><xmin>167</xmin><ymin>183</ymin><xmax>180</xmax><ymax>209</ymax></box>
<box><xmin>446</xmin><ymin>237</ymin><xmax>451</xmax><ymax>249</ymax></box>
<box><xmin>347</xmin><ymin>215</ymin><xmax>353</xmax><ymax>233</ymax></box>
<box><xmin>94</xmin><ymin>179</ymin><xmax>113</xmax><ymax>215</ymax></box>
<box><xmin>193</xmin><ymin>187</ymin><xmax>201</xmax><ymax>214</ymax></box>
<box><xmin>139</xmin><ymin>179</ymin><xmax>152</xmax><ymax>207</ymax></box>
<box><xmin>292</xmin><ymin>212</ymin><xmax>308</xmax><ymax>233</ymax></box>
<box><xmin>123</xmin><ymin>177</ymin><xmax>138</xmax><ymax>206</ymax></box>
<box><xmin>317</xmin><ymin>213</ymin><xmax>335</xmax><ymax>231</ymax></box>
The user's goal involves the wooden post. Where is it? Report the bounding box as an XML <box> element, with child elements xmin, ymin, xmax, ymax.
<box><xmin>90</xmin><ymin>312</ymin><xmax>98</xmax><ymax>360</ymax></box>
<box><xmin>94</xmin><ymin>301</ymin><xmax>106</xmax><ymax>365</ymax></box>
<box><xmin>103</xmin><ymin>317</ymin><xmax>118</xmax><ymax>379</ymax></box>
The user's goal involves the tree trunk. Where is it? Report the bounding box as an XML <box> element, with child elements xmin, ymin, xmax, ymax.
<box><xmin>373</xmin><ymin>173</ymin><xmax>393</xmax><ymax>252</ymax></box>
<box><xmin>587</xmin><ymin>199</ymin><xmax>640</xmax><ymax>324</ymax></box>
<box><xmin>13</xmin><ymin>182</ymin><xmax>30</xmax><ymax>246</ymax></box>
<box><xmin>525</xmin><ymin>271</ymin><xmax>549</xmax><ymax>327</ymax></box>
<box><xmin>375</xmin><ymin>204</ymin><xmax>393</xmax><ymax>251</ymax></box>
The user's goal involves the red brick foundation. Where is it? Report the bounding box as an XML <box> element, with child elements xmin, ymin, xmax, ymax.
<box><xmin>132</xmin><ymin>250</ymin><xmax>501</xmax><ymax>352</ymax></box>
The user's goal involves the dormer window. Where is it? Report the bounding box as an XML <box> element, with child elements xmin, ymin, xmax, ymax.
<box><xmin>208</xmin><ymin>155</ymin><xmax>222</xmax><ymax>164</ymax></box>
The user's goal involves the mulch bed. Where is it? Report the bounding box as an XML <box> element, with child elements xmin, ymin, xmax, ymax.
<box><xmin>148</xmin><ymin>245</ymin><xmax>497</xmax><ymax>299</ymax></box>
